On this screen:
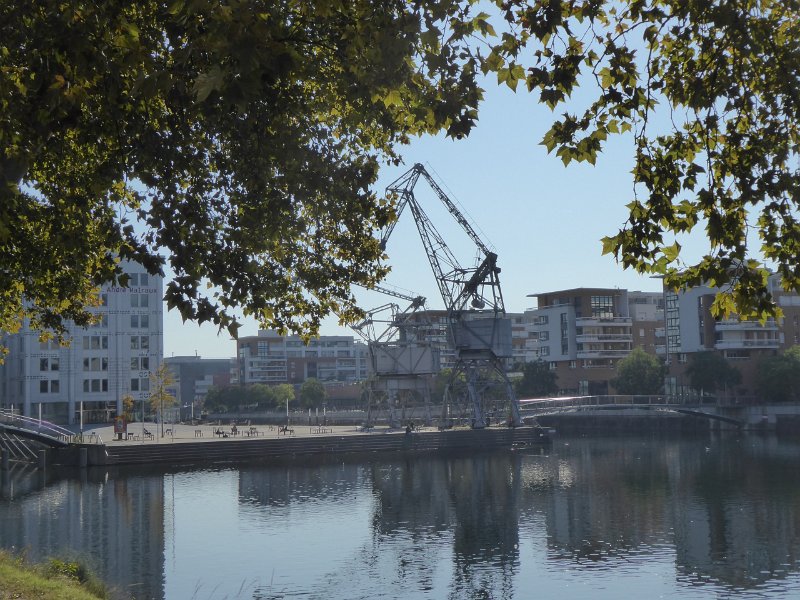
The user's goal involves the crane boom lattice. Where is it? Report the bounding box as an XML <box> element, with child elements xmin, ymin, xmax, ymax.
<box><xmin>382</xmin><ymin>164</ymin><xmax>521</xmax><ymax>428</ymax></box>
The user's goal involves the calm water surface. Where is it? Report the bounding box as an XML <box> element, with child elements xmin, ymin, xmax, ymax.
<box><xmin>1</xmin><ymin>434</ymin><xmax>800</xmax><ymax>599</ymax></box>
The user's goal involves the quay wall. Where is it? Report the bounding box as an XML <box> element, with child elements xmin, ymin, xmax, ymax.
<box><xmin>51</xmin><ymin>427</ymin><xmax>550</xmax><ymax>467</ymax></box>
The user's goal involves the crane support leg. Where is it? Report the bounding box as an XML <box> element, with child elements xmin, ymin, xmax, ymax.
<box><xmin>466</xmin><ymin>365</ymin><xmax>486</xmax><ymax>429</ymax></box>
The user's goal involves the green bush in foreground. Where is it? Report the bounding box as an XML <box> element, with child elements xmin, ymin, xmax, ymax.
<box><xmin>0</xmin><ymin>551</ymin><xmax>107</xmax><ymax>600</ymax></box>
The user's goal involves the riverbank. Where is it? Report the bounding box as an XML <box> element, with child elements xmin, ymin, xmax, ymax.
<box><xmin>0</xmin><ymin>551</ymin><xmax>106</xmax><ymax>599</ymax></box>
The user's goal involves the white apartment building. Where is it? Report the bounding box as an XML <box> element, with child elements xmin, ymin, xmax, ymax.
<box><xmin>664</xmin><ymin>278</ymin><xmax>784</xmax><ymax>359</ymax></box>
<box><xmin>0</xmin><ymin>262</ymin><xmax>163</xmax><ymax>424</ymax></box>
<box><xmin>235</xmin><ymin>330</ymin><xmax>369</xmax><ymax>385</ymax></box>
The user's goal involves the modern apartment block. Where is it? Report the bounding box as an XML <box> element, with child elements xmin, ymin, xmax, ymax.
<box><xmin>234</xmin><ymin>330</ymin><xmax>369</xmax><ymax>386</ymax></box>
<box><xmin>664</xmin><ymin>274</ymin><xmax>800</xmax><ymax>399</ymax></box>
<box><xmin>524</xmin><ymin>288</ymin><xmax>664</xmax><ymax>395</ymax></box>
<box><xmin>0</xmin><ymin>262</ymin><xmax>163</xmax><ymax>424</ymax></box>
<box><xmin>524</xmin><ymin>276</ymin><xmax>800</xmax><ymax>399</ymax></box>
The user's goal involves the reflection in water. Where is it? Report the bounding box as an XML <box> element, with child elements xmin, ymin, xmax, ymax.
<box><xmin>0</xmin><ymin>467</ymin><xmax>165</xmax><ymax>599</ymax></box>
<box><xmin>1</xmin><ymin>436</ymin><xmax>799</xmax><ymax>599</ymax></box>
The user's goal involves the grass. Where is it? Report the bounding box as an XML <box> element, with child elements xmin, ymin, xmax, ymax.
<box><xmin>0</xmin><ymin>551</ymin><xmax>108</xmax><ymax>600</ymax></box>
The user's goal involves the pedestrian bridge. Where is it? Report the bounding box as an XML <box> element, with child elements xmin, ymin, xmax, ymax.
<box><xmin>0</xmin><ymin>410</ymin><xmax>75</xmax><ymax>461</ymax></box>
<box><xmin>519</xmin><ymin>395</ymin><xmax>744</xmax><ymax>427</ymax></box>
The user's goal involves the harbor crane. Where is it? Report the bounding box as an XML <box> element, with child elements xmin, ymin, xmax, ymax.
<box><xmin>382</xmin><ymin>164</ymin><xmax>522</xmax><ymax>428</ymax></box>
<box><xmin>351</xmin><ymin>285</ymin><xmax>438</xmax><ymax>427</ymax></box>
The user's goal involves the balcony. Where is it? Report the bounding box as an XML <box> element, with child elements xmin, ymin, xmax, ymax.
<box><xmin>576</xmin><ymin>334</ymin><xmax>633</xmax><ymax>343</ymax></box>
<box><xmin>577</xmin><ymin>350</ymin><xmax>630</xmax><ymax>359</ymax></box>
<box><xmin>576</xmin><ymin>317</ymin><xmax>632</xmax><ymax>328</ymax></box>
<box><xmin>715</xmin><ymin>319</ymin><xmax>778</xmax><ymax>331</ymax></box>
<box><xmin>715</xmin><ymin>339</ymin><xmax>780</xmax><ymax>350</ymax></box>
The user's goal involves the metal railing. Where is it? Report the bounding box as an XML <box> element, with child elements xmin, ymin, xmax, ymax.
<box><xmin>0</xmin><ymin>409</ymin><xmax>100</xmax><ymax>444</ymax></box>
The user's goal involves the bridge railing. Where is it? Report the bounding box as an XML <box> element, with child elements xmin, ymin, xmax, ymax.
<box><xmin>518</xmin><ymin>395</ymin><xmax>673</xmax><ymax>414</ymax></box>
<box><xmin>0</xmin><ymin>409</ymin><xmax>77</xmax><ymax>444</ymax></box>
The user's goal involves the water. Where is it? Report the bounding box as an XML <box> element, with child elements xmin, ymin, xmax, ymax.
<box><xmin>2</xmin><ymin>434</ymin><xmax>800</xmax><ymax>599</ymax></box>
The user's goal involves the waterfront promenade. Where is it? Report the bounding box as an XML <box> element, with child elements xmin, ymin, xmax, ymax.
<box><xmin>71</xmin><ymin>421</ymin><xmax>395</xmax><ymax>446</ymax></box>
<box><xmin>48</xmin><ymin>420</ymin><xmax>549</xmax><ymax>467</ymax></box>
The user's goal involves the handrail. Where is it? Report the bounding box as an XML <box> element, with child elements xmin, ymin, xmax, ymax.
<box><xmin>0</xmin><ymin>409</ymin><xmax>75</xmax><ymax>441</ymax></box>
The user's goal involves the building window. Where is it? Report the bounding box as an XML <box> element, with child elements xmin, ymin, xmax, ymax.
<box><xmin>39</xmin><ymin>339</ymin><xmax>59</xmax><ymax>350</ymax></box>
<box><xmin>569</xmin><ymin>360</ymin><xmax>577</xmax><ymax>369</ymax></box>
<box><xmin>83</xmin><ymin>335</ymin><xmax>108</xmax><ymax>350</ymax></box>
<box><xmin>130</xmin><ymin>293</ymin><xmax>150</xmax><ymax>308</ymax></box>
<box><xmin>539</xmin><ymin>331</ymin><xmax>549</xmax><ymax>342</ymax></box>
<box><xmin>131</xmin><ymin>357</ymin><xmax>150</xmax><ymax>371</ymax></box>
<box><xmin>539</xmin><ymin>347</ymin><xmax>550</xmax><ymax>357</ymax></box>
<box><xmin>39</xmin><ymin>358</ymin><xmax>59</xmax><ymax>371</ymax></box>
<box><xmin>131</xmin><ymin>336</ymin><xmax>150</xmax><ymax>350</ymax></box>
<box><xmin>128</xmin><ymin>273</ymin><xmax>149</xmax><ymax>286</ymax></box>
<box><xmin>38</xmin><ymin>379</ymin><xmax>60</xmax><ymax>393</ymax></box>
<box><xmin>590</xmin><ymin>295</ymin><xmax>614</xmax><ymax>318</ymax></box>
<box><xmin>83</xmin><ymin>379</ymin><xmax>108</xmax><ymax>393</ymax></box>
<box><xmin>130</xmin><ymin>314</ymin><xmax>149</xmax><ymax>328</ymax></box>
<box><xmin>91</xmin><ymin>314</ymin><xmax>109</xmax><ymax>328</ymax></box>
<box><xmin>130</xmin><ymin>378</ymin><xmax>150</xmax><ymax>392</ymax></box>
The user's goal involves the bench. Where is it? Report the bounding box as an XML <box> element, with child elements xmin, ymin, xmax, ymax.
<box><xmin>278</xmin><ymin>426</ymin><xmax>294</xmax><ymax>436</ymax></box>
<box><xmin>194</xmin><ymin>429</ymin><xmax>203</xmax><ymax>438</ymax></box>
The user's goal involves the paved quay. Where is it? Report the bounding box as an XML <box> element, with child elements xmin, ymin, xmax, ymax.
<box><xmin>74</xmin><ymin>421</ymin><xmax>408</xmax><ymax>446</ymax></box>
<box><xmin>51</xmin><ymin>421</ymin><xmax>550</xmax><ymax>467</ymax></box>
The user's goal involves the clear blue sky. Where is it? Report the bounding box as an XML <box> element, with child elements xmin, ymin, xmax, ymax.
<box><xmin>163</xmin><ymin>81</ymin><xmax>689</xmax><ymax>359</ymax></box>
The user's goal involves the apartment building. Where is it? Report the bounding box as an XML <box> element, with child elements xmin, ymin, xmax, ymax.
<box><xmin>524</xmin><ymin>276</ymin><xmax>800</xmax><ymax>399</ymax></box>
<box><xmin>0</xmin><ymin>262</ymin><xmax>163</xmax><ymax>424</ymax></box>
<box><xmin>525</xmin><ymin>288</ymin><xmax>664</xmax><ymax>395</ymax></box>
<box><xmin>664</xmin><ymin>274</ymin><xmax>800</xmax><ymax>399</ymax></box>
<box><xmin>235</xmin><ymin>330</ymin><xmax>369</xmax><ymax>385</ymax></box>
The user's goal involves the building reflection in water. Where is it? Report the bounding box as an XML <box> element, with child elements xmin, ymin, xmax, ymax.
<box><xmin>0</xmin><ymin>435</ymin><xmax>799</xmax><ymax>599</ymax></box>
<box><xmin>0</xmin><ymin>466</ymin><xmax>165</xmax><ymax>600</ymax></box>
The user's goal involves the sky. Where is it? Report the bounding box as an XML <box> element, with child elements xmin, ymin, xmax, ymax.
<box><xmin>163</xmin><ymin>80</ymin><xmax>687</xmax><ymax>359</ymax></box>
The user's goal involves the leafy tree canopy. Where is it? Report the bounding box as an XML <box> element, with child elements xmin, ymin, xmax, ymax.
<box><xmin>4</xmin><ymin>0</ymin><xmax>799</xmax><ymax>346</ymax></box>
<box><xmin>274</xmin><ymin>383</ymin><xmax>296</xmax><ymax>409</ymax></box>
<box><xmin>300</xmin><ymin>378</ymin><xmax>327</xmax><ymax>408</ymax></box>
<box><xmin>1</xmin><ymin>0</ymin><xmax>483</xmax><ymax>343</ymax></box>
<box><xmin>488</xmin><ymin>0</ymin><xmax>800</xmax><ymax>321</ymax></box>
<box><xmin>685</xmin><ymin>351</ymin><xmax>741</xmax><ymax>394</ymax></box>
<box><xmin>148</xmin><ymin>362</ymin><xmax>177</xmax><ymax>414</ymax></box>
<box><xmin>613</xmin><ymin>348</ymin><xmax>664</xmax><ymax>395</ymax></box>
<box><xmin>756</xmin><ymin>346</ymin><xmax>800</xmax><ymax>403</ymax></box>
<box><xmin>515</xmin><ymin>360</ymin><xmax>558</xmax><ymax>397</ymax></box>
